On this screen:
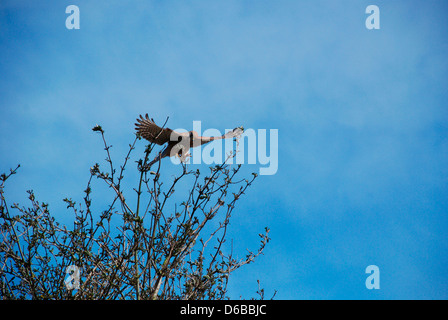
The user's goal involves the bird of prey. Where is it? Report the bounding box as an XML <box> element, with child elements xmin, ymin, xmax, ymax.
<box><xmin>135</xmin><ymin>114</ymin><xmax>243</xmax><ymax>168</ymax></box>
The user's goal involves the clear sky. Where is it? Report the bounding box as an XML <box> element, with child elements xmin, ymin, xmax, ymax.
<box><xmin>1</xmin><ymin>0</ymin><xmax>448</xmax><ymax>299</ymax></box>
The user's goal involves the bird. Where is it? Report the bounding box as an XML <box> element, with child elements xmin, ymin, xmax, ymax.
<box><xmin>135</xmin><ymin>114</ymin><xmax>243</xmax><ymax>168</ymax></box>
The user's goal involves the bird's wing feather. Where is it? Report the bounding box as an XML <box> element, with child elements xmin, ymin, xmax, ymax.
<box><xmin>135</xmin><ymin>114</ymin><xmax>180</xmax><ymax>145</ymax></box>
<box><xmin>199</xmin><ymin>127</ymin><xmax>244</xmax><ymax>145</ymax></box>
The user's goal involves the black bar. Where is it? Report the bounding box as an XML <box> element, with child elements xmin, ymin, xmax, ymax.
<box><xmin>0</xmin><ymin>300</ymin><xmax>432</xmax><ymax>318</ymax></box>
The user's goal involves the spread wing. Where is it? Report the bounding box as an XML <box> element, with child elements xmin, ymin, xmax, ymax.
<box><xmin>199</xmin><ymin>126</ymin><xmax>244</xmax><ymax>145</ymax></box>
<box><xmin>135</xmin><ymin>114</ymin><xmax>180</xmax><ymax>145</ymax></box>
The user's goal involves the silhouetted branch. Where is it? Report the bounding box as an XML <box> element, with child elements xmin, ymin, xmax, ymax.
<box><xmin>0</xmin><ymin>124</ymin><xmax>271</xmax><ymax>300</ymax></box>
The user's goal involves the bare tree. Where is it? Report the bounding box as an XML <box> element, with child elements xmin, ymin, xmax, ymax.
<box><xmin>0</xmin><ymin>124</ymin><xmax>270</xmax><ymax>300</ymax></box>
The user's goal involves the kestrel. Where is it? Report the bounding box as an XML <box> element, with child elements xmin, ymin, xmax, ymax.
<box><xmin>135</xmin><ymin>114</ymin><xmax>243</xmax><ymax>168</ymax></box>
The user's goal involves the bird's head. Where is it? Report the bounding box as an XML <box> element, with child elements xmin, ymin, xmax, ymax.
<box><xmin>224</xmin><ymin>126</ymin><xmax>244</xmax><ymax>139</ymax></box>
<box><xmin>233</xmin><ymin>126</ymin><xmax>244</xmax><ymax>136</ymax></box>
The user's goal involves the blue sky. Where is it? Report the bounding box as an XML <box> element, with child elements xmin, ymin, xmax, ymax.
<box><xmin>1</xmin><ymin>0</ymin><xmax>448</xmax><ymax>299</ymax></box>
